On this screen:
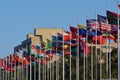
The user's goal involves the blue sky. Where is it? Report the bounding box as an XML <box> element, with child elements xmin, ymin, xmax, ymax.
<box><xmin>0</xmin><ymin>0</ymin><xmax>118</xmax><ymax>57</ymax></box>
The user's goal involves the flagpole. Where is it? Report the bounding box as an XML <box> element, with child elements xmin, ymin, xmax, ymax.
<box><xmin>56</xmin><ymin>30</ymin><xmax>58</xmax><ymax>80</ymax></box>
<box><xmin>69</xmin><ymin>26</ymin><xmax>72</xmax><ymax>80</ymax></box>
<box><xmin>30</xmin><ymin>44</ymin><xmax>32</xmax><ymax>80</ymax></box>
<box><xmin>5</xmin><ymin>57</ymin><xmax>7</xmax><ymax>80</ymax></box>
<box><xmin>117</xmin><ymin>2</ymin><xmax>120</xmax><ymax>79</ymax></box>
<box><xmin>84</xmin><ymin>42</ymin><xmax>86</xmax><ymax>80</ymax></box>
<box><xmin>3</xmin><ymin>58</ymin><xmax>5</xmax><ymax>80</ymax></box>
<box><xmin>95</xmin><ymin>12</ymin><xmax>98</xmax><ymax>80</ymax></box>
<box><xmin>52</xmin><ymin>53</ymin><xmax>54</xmax><ymax>80</ymax></box>
<box><xmin>91</xmin><ymin>42</ymin><xmax>93</xmax><ymax>80</ymax></box>
<box><xmin>42</xmin><ymin>44</ymin><xmax>45</xmax><ymax>80</ymax></box>
<box><xmin>22</xmin><ymin>55</ymin><xmax>24</xmax><ymax>80</ymax></box>
<box><xmin>14</xmin><ymin>54</ymin><xmax>16</xmax><ymax>80</ymax></box>
<box><xmin>0</xmin><ymin>67</ymin><xmax>2</xmax><ymax>80</ymax></box>
<box><xmin>106</xmin><ymin>7</ymin><xmax>109</xmax><ymax>80</ymax></box>
<box><xmin>44</xmin><ymin>44</ymin><xmax>46</xmax><ymax>80</ymax></box>
<box><xmin>76</xmin><ymin>22</ymin><xmax>79</xmax><ymax>80</ymax></box>
<box><xmin>26</xmin><ymin>64</ymin><xmax>28</xmax><ymax>80</ymax></box>
<box><xmin>39</xmin><ymin>44</ymin><xmax>41</xmax><ymax>80</ymax></box>
<box><xmin>16</xmin><ymin>53</ymin><xmax>19</xmax><ymax>80</ymax></box>
<box><xmin>108</xmin><ymin>33</ymin><xmax>111</xmax><ymax>80</ymax></box>
<box><xmin>100</xmin><ymin>34</ymin><xmax>102</xmax><ymax>80</ymax></box>
<box><xmin>86</xmin><ymin>17</ymin><xmax>88</xmax><ymax>80</ymax></box>
<box><xmin>5</xmin><ymin>58</ymin><xmax>7</xmax><ymax>80</ymax></box>
<box><xmin>9</xmin><ymin>55</ymin><xmax>11</xmax><ymax>80</ymax></box>
<box><xmin>0</xmin><ymin>65</ymin><xmax>2</xmax><ymax>80</ymax></box>
<box><xmin>50</xmin><ymin>33</ymin><xmax>52</xmax><ymax>80</ymax></box>
<box><xmin>62</xmin><ymin>27</ymin><xmax>65</xmax><ymax>80</ymax></box>
<box><xmin>34</xmin><ymin>46</ymin><xmax>36</xmax><ymax>80</ymax></box>
<box><xmin>2</xmin><ymin>58</ymin><xmax>4</xmax><ymax>80</ymax></box>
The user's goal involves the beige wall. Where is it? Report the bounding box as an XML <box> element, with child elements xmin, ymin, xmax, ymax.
<box><xmin>34</xmin><ymin>28</ymin><xmax>63</xmax><ymax>42</ymax></box>
<box><xmin>27</xmin><ymin>33</ymin><xmax>35</xmax><ymax>38</ymax></box>
<box><xmin>14</xmin><ymin>28</ymin><xmax>62</xmax><ymax>51</ymax></box>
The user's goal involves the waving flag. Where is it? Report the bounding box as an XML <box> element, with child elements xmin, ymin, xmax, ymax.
<box><xmin>87</xmin><ymin>19</ymin><xmax>99</xmax><ymax>30</ymax></box>
<box><xmin>77</xmin><ymin>24</ymin><xmax>86</xmax><ymax>30</ymax></box>
<box><xmin>107</xmin><ymin>10</ymin><xmax>120</xmax><ymax>25</ymax></box>
<box><xmin>0</xmin><ymin>59</ymin><xmax>3</xmax><ymax>67</ymax></box>
<box><xmin>70</xmin><ymin>26</ymin><xmax>78</xmax><ymax>39</ymax></box>
<box><xmin>97</xmin><ymin>14</ymin><xmax>111</xmax><ymax>31</ymax></box>
<box><xmin>79</xmin><ymin>39</ymin><xmax>90</xmax><ymax>56</ymax></box>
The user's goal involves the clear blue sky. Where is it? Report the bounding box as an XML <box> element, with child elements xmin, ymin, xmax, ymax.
<box><xmin>0</xmin><ymin>0</ymin><xmax>118</xmax><ymax>57</ymax></box>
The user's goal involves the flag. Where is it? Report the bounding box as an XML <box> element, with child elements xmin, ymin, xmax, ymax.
<box><xmin>79</xmin><ymin>28</ymin><xmax>86</xmax><ymax>36</ymax></box>
<box><xmin>97</xmin><ymin>14</ymin><xmax>111</xmax><ymax>31</ymax></box>
<box><xmin>79</xmin><ymin>39</ymin><xmax>90</xmax><ymax>56</ymax></box>
<box><xmin>102</xmin><ymin>33</ymin><xmax>115</xmax><ymax>40</ymax></box>
<box><xmin>0</xmin><ymin>59</ymin><xmax>3</xmax><ymax>67</ymax></box>
<box><xmin>77</xmin><ymin>24</ymin><xmax>86</xmax><ymax>30</ymax></box>
<box><xmin>64</xmin><ymin>31</ymin><xmax>70</xmax><ymax>41</ymax></box>
<box><xmin>97</xmin><ymin>14</ymin><xmax>107</xmax><ymax>23</ymax></box>
<box><xmin>31</xmin><ymin>45</ymin><xmax>36</xmax><ymax>54</ymax></box>
<box><xmin>36</xmin><ymin>44</ymin><xmax>41</xmax><ymax>53</ymax></box>
<box><xmin>70</xmin><ymin>26</ymin><xmax>78</xmax><ymax>39</ymax></box>
<box><xmin>47</xmin><ymin>39</ymin><xmax>51</xmax><ymax>49</ymax></box>
<box><xmin>107</xmin><ymin>10</ymin><xmax>120</xmax><ymax>25</ymax></box>
<box><xmin>86</xmin><ymin>19</ymin><xmax>99</xmax><ymax>30</ymax></box>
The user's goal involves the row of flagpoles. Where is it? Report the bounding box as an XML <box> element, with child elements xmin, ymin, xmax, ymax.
<box><xmin>0</xmin><ymin>3</ymin><xmax>120</xmax><ymax>80</ymax></box>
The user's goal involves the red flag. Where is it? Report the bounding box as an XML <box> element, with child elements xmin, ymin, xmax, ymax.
<box><xmin>31</xmin><ymin>45</ymin><xmax>35</xmax><ymax>50</ymax></box>
<box><xmin>70</xmin><ymin>26</ymin><xmax>78</xmax><ymax>39</ymax></box>
<box><xmin>64</xmin><ymin>31</ymin><xmax>70</xmax><ymax>41</ymax></box>
<box><xmin>79</xmin><ymin>39</ymin><xmax>90</xmax><ymax>55</ymax></box>
<box><xmin>0</xmin><ymin>59</ymin><xmax>3</xmax><ymax>67</ymax></box>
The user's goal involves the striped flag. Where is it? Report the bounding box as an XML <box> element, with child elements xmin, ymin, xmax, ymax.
<box><xmin>97</xmin><ymin>14</ymin><xmax>111</xmax><ymax>31</ymax></box>
<box><xmin>86</xmin><ymin>19</ymin><xmax>99</xmax><ymax>30</ymax></box>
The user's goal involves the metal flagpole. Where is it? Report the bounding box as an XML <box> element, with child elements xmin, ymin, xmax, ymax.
<box><xmin>39</xmin><ymin>44</ymin><xmax>41</xmax><ymax>80</ymax></box>
<box><xmin>3</xmin><ymin>58</ymin><xmax>5</xmax><ymax>80</ymax></box>
<box><xmin>56</xmin><ymin>30</ymin><xmax>58</xmax><ymax>80</ymax></box>
<box><xmin>62</xmin><ymin>27</ymin><xmax>65</xmax><ymax>80</ymax></box>
<box><xmin>14</xmin><ymin>54</ymin><xmax>16</xmax><ymax>80</ymax></box>
<box><xmin>58</xmin><ymin>57</ymin><xmax>59</xmax><ymax>80</ymax></box>
<box><xmin>22</xmin><ymin>56</ymin><xmax>24</xmax><ymax>80</ymax></box>
<box><xmin>0</xmin><ymin>68</ymin><xmax>1</xmax><ymax>80</ymax></box>
<box><xmin>100</xmin><ymin>35</ymin><xmax>102</xmax><ymax>80</ymax></box>
<box><xmin>17</xmin><ymin>53</ymin><xmax>19</xmax><ymax>80</ymax></box>
<box><xmin>34</xmin><ymin>45</ymin><xmax>36</xmax><ymax>80</ymax></box>
<box><xmin>108</xmin><ymin>33</ymin><xmax>111</xmax><ymax>80</ymax></box>
<box><xmin>106</xmin><ymin>9</ymin><xmax>109</xmax><ymax>80</ymax></box>
<box><xmin>91</xmin><ymin>42</ymin><xmax>93</xmax><ymax>80</ymax></box>
<box><xmin>0</xmin><ymin>68</ymin><xmax>2</xmax><ymax>80</ymax></box>
<box><xmin>42</xmin><ymin>50</ymin><xmax>44</xmax><ymax>80</ymax></box>
<box><xmin>69</xmin><ymin>27</ymin><xmax>72</xmax><ymax>80</ymax></box>
<box><xmin>52</xmin><ymin>61</ymin><xmax>54</xmax><ymax>80</ymax></box>
<box><xmin>52</xmin><ymin>54</ymin><xmax>54</xmax><ymax>80</ymax></box>
<box><xmin>5</xmin><ymin>57</ymin><xmax>7</xmax><ymax>80</ymax></box>
<box><xmin>117</xmin><ymin>2</ymin><xmax>120</xmax><ymax>79</ymax></box>
<box><xmin>26</xmin><ymin>64</ymin><xmax>28</xmax><ymax>80</ymax></box>
<box><xmin>47</xmin><ymin>35</ymin><xmax>51</xmax><ymax>80</ymax></box>
<box><xmin>39</xmin><ymin>44</ymin><xmax>42</xmax><ymax>80</ymax></box>
<box><xmin>86</xmin><ymin>25</ymin><xmax>88</xmax><ymax>80</ymax></box>
<box><xmin>30</xmin><ymin>44</ymin><xmax>32</xmax><ymax>80</ymax></box>
<box><xmin>84</xmin><ymin>42</ymin><xmax>86</xmax><ymax>80</ymax></box>
<box><xmin>44</xmin><ymin>45</ymin><xmax>46</xmax><ymax>80</ymax></box>
<box><xmin>95</xmin><ymin>12</ymin><xmax>98</xmax><ymax>80</ymax></box>
<box><xmin>76</xmin><ymin>24</ymin><xmax>79</xmax><ymax>80</ymax></box>
<box><xmin>50</xmin><ymin>34</ymin><xmax>52</xmax><ymax>80</ymax></box>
